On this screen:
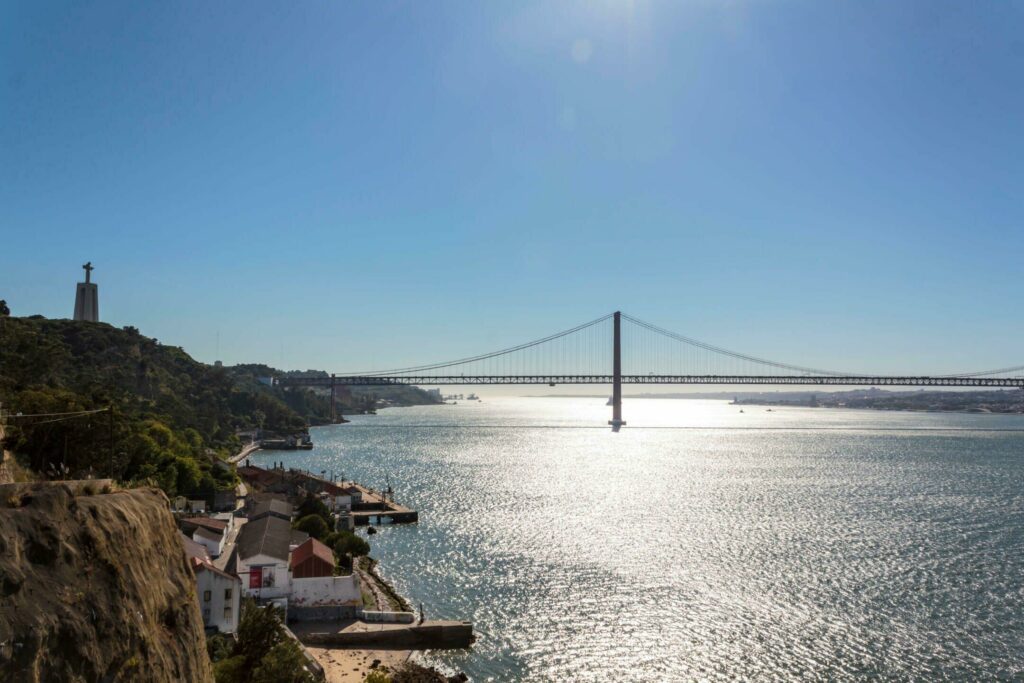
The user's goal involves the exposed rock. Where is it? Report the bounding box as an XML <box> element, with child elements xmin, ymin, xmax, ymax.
<box><xmin>0</xmin><ymin>483</ymin><xmax>213</xmax><ymax>682</ymax></box>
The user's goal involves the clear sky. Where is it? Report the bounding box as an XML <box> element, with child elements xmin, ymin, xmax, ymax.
<box><xmin>2</xmin><ymin>1</ymin><xmax>1022</xmax><ymax>376</ymax></box>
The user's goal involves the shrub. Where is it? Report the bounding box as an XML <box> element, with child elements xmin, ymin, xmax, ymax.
<box><xmin>233</xmin><ymin>600</ymin><xmax>285</xmax><ymax>672</ymax></box>
<box><xmin>213</xmin><ymin>655</ymin><xmax>247</xmax><ymax>683</ymax></box>
<box><xmin>251</xmin><ymin>640</ymin><xmax>316</xmax><ymax>683</ymax></box>
<box><xmin>292</xmin><ymin>514</ymin><xmax>330</xmax><ymax>541</ymax></box>
<box><xmin>331</xmin><ymin>530</ymin><xmax>370</xmax><ymax>571</ymax></box>
<box><xmin>296</xmin><ymin>491</ymin><xmax>332</xmax><ymax>526</ymax></box>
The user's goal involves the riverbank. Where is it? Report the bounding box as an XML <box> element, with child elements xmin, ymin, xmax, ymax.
<box><xmin>296</xmin><ymin>557</ymin><xmax>415</xmax><ymax>682</ymax></box>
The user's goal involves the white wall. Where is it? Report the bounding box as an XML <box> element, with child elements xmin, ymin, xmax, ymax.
<box><xmin>290</xmin><ymin>575</ymin><xmax>361</xmax><ymax>607</ymax></box>
<box><xmin>237</xmin><ymin>552</ymin><xmax>291</xmax><ymax>600</ymax></box>
<box><xmin>196</xmin><ymin>570</ymin><xmax>241</xmax><ymax>633</ymax></box>
<box><xmin>193</xmin><ymin>530</ymin><xmax>225</xmax><ymax>558</ymax></box>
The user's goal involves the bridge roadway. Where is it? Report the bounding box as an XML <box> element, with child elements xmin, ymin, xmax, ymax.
<box><xmin>277</xmin><ymin>375</ymin><xmax>1024</xmax><ymax>388</ymax></box>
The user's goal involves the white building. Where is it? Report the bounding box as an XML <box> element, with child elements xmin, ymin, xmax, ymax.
<box><xmin>193</xmin><ymin>526</ymin><xmax>225</xmax><ymax>559</ymax></box>
<box><xmin>192</xmin><ymin>559</ymin><xmax>241</xmax><ymax>633</ymax></box>
<box><xmin>235</xmin><ymin>516</ymin><xmax>308</xmax><ymax>601</ymax></box>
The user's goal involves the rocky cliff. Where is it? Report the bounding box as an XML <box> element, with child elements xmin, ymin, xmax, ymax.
<box><xmin>0</xmin><ymin>482</ymin><xmax>213</xmax><ymax>682</ymax></box>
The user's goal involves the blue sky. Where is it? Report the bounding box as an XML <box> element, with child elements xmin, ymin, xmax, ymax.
<box><xmin>2</xmin><ymin>1</ymin><xmax>1022</xmax><ymax>375</ymax></box>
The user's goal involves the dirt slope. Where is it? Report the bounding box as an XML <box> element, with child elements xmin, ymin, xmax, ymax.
<box><xmin>0</xmin><ymin>483</ymin><xmax>213</xmax><ymax>682</ymax></box>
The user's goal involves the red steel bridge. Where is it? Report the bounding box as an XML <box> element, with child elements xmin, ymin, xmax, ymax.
<box><xmin>275</xmin><ymin>312</ymin><xmax>1024</xmax><ymax>429</ymax></box>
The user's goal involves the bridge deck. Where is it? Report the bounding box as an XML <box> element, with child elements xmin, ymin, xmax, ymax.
<box><xmin>278</xmin><ymin>375</ymin><xmax>1024</xmax><ymax>388</ymax></box>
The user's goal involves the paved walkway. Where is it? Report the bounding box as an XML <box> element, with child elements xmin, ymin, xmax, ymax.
<box><xmin>228</xmin><ymin>441</ymin><xmax>260</xmax><ymax>465</ymax></box>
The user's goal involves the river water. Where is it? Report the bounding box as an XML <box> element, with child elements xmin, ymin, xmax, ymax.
<box><xmin>250</xmin><ymin>397</ymin><xmax>1024</xmax><ymax>681</ymax></box>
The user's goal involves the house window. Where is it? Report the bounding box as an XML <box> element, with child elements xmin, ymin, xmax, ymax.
<box><xmin>224</xmin><ymin>588</ymin><xmax>232</xmax><ymax>600</ymax></box>
<box><xmin>203</xmin><ymin>590</ymin><xmax>211</xmax><ymax>602</ymax></box>
<box><xmin>202</xmin><ymin>608</ymin><xmax>210</xmax><ymax>622</ymax></box>
<box><xmin>224</xmin><ymin>606</ymin><xmax>232</xmax><ymax>621</ymax></box>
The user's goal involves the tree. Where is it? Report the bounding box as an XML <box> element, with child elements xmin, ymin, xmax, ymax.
<box><xmin>296</xmin><ymin>491</ymin><xmax>332</xmax><ymax>526</ymax></box>
<box><xmin>251</xmin><ymin>640</ymin><xmax>316</xmax><ymax>683</ymax></box>
<box><xmin>233</xmin><ymin>600</ymin><xmax>285</xmax><ymax>673</ymax></box>
<box><xmin>293</xmin><ymin>513</ymin><xmax>330</xmax><ymax>541</ymax></box>
<box><xmin>331</xmin><ymin>530</ymin><xmax>370</xmax><ymax>571</ymax></box>
<box><xmin>0</xmin><ymin>300</ymin><xmax>9</xmax><ymax>316</ymax></box>
<box><xmin>212</xmin><ymin>656</ymin><xmax>247</xmax><ymax>683</ymax></box>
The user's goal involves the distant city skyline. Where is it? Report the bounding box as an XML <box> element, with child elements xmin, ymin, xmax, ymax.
<box><xmin>3</xmin><ymin>1</ymin><xmax>1022</xmax><ymax>375</ymax></box>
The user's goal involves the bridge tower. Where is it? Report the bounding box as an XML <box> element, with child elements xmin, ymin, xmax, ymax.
<box><xmin>330</xmin><ymin>373</ymin><xmax>338</xmax><ymax>424</ymax></box>
<box><xmin>609</xmin><ymin>310</ymin><xmax>625</xmax><ymax>431</ymax></box>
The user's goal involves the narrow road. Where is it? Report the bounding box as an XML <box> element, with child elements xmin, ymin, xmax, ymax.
<box><xmin>228</xmin><ymin>441</ymin><xmax>260</xmax><ymax>465</ymax></box>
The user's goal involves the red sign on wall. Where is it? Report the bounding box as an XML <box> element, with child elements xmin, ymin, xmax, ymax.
<box><xmin>249</xmin><ymin>567</ymin><xmax>262</xmax><ymax>589</ymax></box>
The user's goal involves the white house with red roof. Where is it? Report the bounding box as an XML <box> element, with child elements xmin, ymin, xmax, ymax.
<box><xmin>192</xmin><ymin>558</ymin><xmax>241</xmax><ymax>633</ymax></box>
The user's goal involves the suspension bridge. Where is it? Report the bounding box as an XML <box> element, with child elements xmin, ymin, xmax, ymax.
<box><xmin>275</xmin><ymin>312</ymin><xmax>1024</xmax><ymax>430</ymax></box>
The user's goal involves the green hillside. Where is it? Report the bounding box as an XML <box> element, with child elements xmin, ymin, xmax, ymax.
<box><xmin>0</xmin><ymin>316</ymin><xmax>435</xmax><ymax>497</ymax></box>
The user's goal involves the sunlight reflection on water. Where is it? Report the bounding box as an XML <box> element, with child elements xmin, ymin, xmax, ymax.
<box><xmin>252</xmin><ymin>398</ymin><xmax>1024</xmax><ymax>681</ymax></box>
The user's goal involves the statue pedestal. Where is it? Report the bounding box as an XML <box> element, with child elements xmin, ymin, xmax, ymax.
<box><xmin>73</xmin><ymin>282</ymin><xmax>99</xmax><ymax>322</ymax></box>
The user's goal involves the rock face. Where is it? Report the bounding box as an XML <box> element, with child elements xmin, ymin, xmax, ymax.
<box><xmin>0</xmin><ymin>483</ymin><xmax>214</xmax><ymax>682</ymax></box>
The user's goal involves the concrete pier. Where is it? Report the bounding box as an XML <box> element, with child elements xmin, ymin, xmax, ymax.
<box><xmin>299</xmin><ymin>620</ymin><xmax>474</xmax><ymax>649</ymax></box>
<box><xmin>347</xmin><ymin>482</ymin><xmax>418</xmax><ymax>524</ymax></box>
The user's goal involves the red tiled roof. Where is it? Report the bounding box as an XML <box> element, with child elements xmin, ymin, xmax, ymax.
<box><xmin>289</xmin><ymin>537</ymin><xmax>334</xmax><ymax>570</ymax></box>
<box><xmin>191</xmin><ymin>557</ymin><xmax>240</xmax><ymax>583</ymax></box>
<box><xmin>237</xmin><ymin>466</ymin><xmax>281</xmax><ymax>486</ymax></box>
<box><xmin>193</xmin><ymin>526</ymin><xmax>223</xmax><ymax>542</ymax></box>
<box><xmin>182</xmin><ymin>516</ymin><xmax>227</xmax><ymax>532</ymax></box>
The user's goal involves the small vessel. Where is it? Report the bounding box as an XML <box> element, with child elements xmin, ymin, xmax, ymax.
<box><xmin>766</xmin><ymin>408</ymin><xmax>773</xmax><ymax>412</ymax></box>
<box><xmin>739</xmin><ymin>409</ymin><xmax>745</xmax><ymax>413</ymax></box>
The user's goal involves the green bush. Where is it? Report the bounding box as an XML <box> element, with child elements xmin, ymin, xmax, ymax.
<box><xmin>251</xmin><ymin>640</ymin><xmax>316</xmax><ymax>683</ymax></box>
<box><xmin>293</xmin><ymin>514</ymin><xmax>330</xmax><ymax>541</ymax></box>
<box><xmin>331</xmin><ymin>530</ymin><xmax>370</xmax><ymax>571</ymax></box>
<box><xmin>213</xmin><ymin>655</ymin><xmax>247</xmax><ymax>683</ymax></box>
<box><xmin>296</xmin><ymin>491</ymin><xmax>332</xmax><ymax>527</ymax></box>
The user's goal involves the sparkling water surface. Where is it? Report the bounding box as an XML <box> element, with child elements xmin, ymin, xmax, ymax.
<box><xmin>251</xmin><ymin>397</ymin><xmax>1024</xmax><ymax>681</ymax></box>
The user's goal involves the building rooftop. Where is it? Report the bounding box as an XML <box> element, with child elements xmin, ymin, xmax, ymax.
<box><xmin>179</xmin><ymin>516</ymin><xmax>227</xmax><ymax>532</ymax></box>
<box><xmin>289</xmin><ymin>537</ymin><xmax>335</xmax><ymax>570</ymax></box>
<box><xmin>193</xmin><ymin>526</ymin><xmax>223</xmax><ymax>542</ymax></box>
<box><xmin>180</xmin><ymin>532</ymin><xmax>211</xmax><ymax>562</ymax></box>
<box><xmin>236</xmin><ymin>516</ymin><xmax>308</xmax><ymax>562</ymax></box>
<box><xmin>249</xmin><ymin>498</ymin><xmax>293</xmax><ymax>521</ymax></box>
<box><xmin>191</xmin><ymin>557</ymin><xmax>240</xmax><ymax>583</ymax></box>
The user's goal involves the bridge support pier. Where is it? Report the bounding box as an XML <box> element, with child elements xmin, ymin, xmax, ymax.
<box><xmin>609</xmin><ymin>311</ymin><xmax>625</xmax><ymax>431</ymax></box>
<box><xmin>330</xmin><ymin>374</ymin><xmax>341</xmax><ymax>424</ymax></box>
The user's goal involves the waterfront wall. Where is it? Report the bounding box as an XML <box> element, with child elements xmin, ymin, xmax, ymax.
<box><xmin>301</xmin><ymin>621</ymin><xmax>474</xmax><ymax>649</ymax></box>
<box><xmin>290</xmin><ymin>575</ymin><xmax>361</xmax><ymax>607</ymax></box>
<box><xmin>363</xmin><ymin>610</ymin><xmax>416</xmax><ymax>624</ymax></box>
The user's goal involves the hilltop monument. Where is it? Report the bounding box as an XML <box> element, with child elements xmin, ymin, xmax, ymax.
<box><xmin>73</xmin><ymin>262</ymin><xmax>99</xmax><ymax>322</ymax></box>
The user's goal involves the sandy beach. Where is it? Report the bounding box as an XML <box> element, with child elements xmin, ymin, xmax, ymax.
<box><xmin>302</xmin><ymin>643</ymin><xmax>411</xmax><ymax>683</ymax></box>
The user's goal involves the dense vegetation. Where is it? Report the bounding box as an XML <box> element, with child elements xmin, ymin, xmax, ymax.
<box><xmin>209</xmin><ymin>601</ymin><xmax>315</xmax><ymax>683</ymax></box>
<box><xmin>293</xmin><ymin>493</ymin><xmax>371</xmax><ymax>572</ymax></box>
<box><xmin>0</xmin><ymin>316</ymin><xmax>438</xmax><ymax>498</ymax></box>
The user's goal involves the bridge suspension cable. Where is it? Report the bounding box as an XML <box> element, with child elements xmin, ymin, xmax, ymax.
<box><xmin>620</xmin><ymin>314</ymin><xmax>853</xmax><ymax>377</ymax></box>
<box><xmin>939</xmin><ymin>364</ymin><xmax>1024</xmax><ymax>378</ymax></box>
<box><xmin>340</xmin><ymin>313</ymin><xmax>614</xmax><ymax>377</ymax></box>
